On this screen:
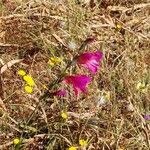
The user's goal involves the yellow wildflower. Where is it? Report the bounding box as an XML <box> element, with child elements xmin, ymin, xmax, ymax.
<box><xmin>79</xmin><ymin>139</ymin><xmax>88</xmax><ymax>147</ymax></box>
<box><xmin>61</xmin><ymin>111</ymin><xmax>68</xmax><ymax>119</ymax></box>
<box><xmin>136</xmin><ymin>82</ymin><xmax>147</xmax><ymax>93</ymax></box>
<box><xmin>104</xmin><ymin>91</ymin><xmax>110</xmax><ymax>101</ymax></box>
<box><xmin>48</xmin><ymin>57</ymin><xmax>62</xmax><ymax>66</ymax></box>
<box><xmin>50</xmin><ymin>57</ymin><xmax>62</xmax><ymax>63</ymax></box>
<box><xmin>136</xmin><ymin>82</ymin><xmax>145</xmax><ymax>90</ymax></box>
<box><xmin>13</xmin><ymin>138</ymin><xmax>20</xmax><ymax>145</ymax></box>
<box><xmin>24</xmin><ymin>86</ymin><xmax>33</xmax><ymax>94</ymax></box>
<box><xmin>18</xmin><ymin>70</ymin><xmax>26</xmax><ymax>76</ymax></box>
<box><xmin>23</xmin><ymin>75</ymin><xmax>35</xmax><ymax>86</ymax></box>
<box><xmin>116</xmin><ymin>24</ymin><xmax>122</xmax><ymax>29</ymax></box>
<box><xmin>68</xmin><ymin>146</ymin><xmax>77</xmax><ymax>150</ymax></box>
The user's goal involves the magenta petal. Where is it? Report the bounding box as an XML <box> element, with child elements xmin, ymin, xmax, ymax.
<box><xmin>94</xmin><ymin>51</ymin><xmax>103</xmax><ymax>60</ymax></box>
<box><xmin>83</xmin><ymin>63</ymin><xmax>97</xmax><ymax>73</ymax></box>
<box><xmin>64</xmin><ymin>75</ymin><xmax>91</xmax><ymax>95</ymax></box>
<box><xmin>83</xmin><ymin>59</ymin><xmax>99</xmax><ymax>73</ymax></box>
<box><xmin>77</xmin><ymin>51</ymin><xmax>103</xmax><ymax>73</ymax></box>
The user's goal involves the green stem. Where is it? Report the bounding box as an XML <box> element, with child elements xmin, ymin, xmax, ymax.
<box><xmin>22</xmin><ymin>37</ymin><xmax>90</xmax><ymax>131</ymax></box>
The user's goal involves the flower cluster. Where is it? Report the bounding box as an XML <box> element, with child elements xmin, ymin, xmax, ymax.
<box><xmin>48</xmin><ymin>56</ymin><xmax>63</xmax><ymax>67</ymax></box>
<box><xmin>18</xmin><ymin>48</ymin><xmax>103</xmax><ymax>96</ymax></box>
<box><xmin>53</xmin><ymin>50</ymin><xmax>103</xmax><ymax>96</ymax></box>
<box><xmin>46</xmin><ymin>50</ymin><xmax>103</xmax><ymax>97</ymax></box>
<box><xmin>18</xmin><ymin>70</ymin><xmax>35</xmax><ymax>94</ymax></box>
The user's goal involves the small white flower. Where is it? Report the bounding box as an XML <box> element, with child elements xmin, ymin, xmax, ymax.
<box><xmin>127</xmin><ymin>103</ymin><xmax>134</xmax><ymax>111</ymax></box>
<box><xmin>97</xmin><ymin>96</ymin><xmax>106</xmax><ymax>106</ymax></box>
<box><xmin>68</xmin><ymin>41</ymin><xmax>77</xmax><ymax>50</ymax></box>
<box><xmin>59</xmin><ymin>21</ymin><xmax>66</xmax><ymax>28</ymax></box>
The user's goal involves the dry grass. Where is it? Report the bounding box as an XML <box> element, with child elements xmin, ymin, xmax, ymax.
<box><xmin>0</xmin><ymin>0</ymin><xmax>150</xmax><ymax>150</ymax></box>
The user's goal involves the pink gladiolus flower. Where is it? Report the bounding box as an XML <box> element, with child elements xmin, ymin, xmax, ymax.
<box><xmin>77</xmin><ymin>51</ymin><xmax>103</xmax><ymax>73</ymax></box>
<box><xmin>51</xmin><ymin>89</ymin><xmax>67</xmax><ymax>97</ymax></box>
<box><xmin>64</xmin><ymin>75</ymin><xmax>91</xmax><ymax>95</ymax></box>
